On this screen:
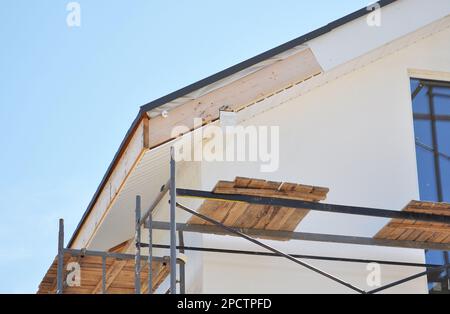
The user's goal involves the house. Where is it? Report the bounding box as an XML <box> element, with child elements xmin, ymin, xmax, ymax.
<box><xmin>39</xmin><ymin>0</ymin><xmax>450</xmax><ymax>294</ymax></box>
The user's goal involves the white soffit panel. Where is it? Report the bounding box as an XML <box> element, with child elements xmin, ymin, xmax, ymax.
<box><xmin>308</xmin><ymin>0</ymin><xmax>450</xmax><ymax>71</ymax></box>
<box><xmin>87</xmin><ymin>122</ymin><xmax>217</xmax><ymax>250</ymax></box>
<box><xmin>146</xmin><ymin>45</ymin><xmax>308</xmax><ymax>118</ymax></box>
<box><xmin>88</xmin><ymin>143</ymin><xmax>172</xmax><ymax>250</ymax></box>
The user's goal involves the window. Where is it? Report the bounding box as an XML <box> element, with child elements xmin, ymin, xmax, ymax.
<box><xmin>411</xmin><ymin>78</ymin><xmax>450</xmax><ymax>294</ymax></box>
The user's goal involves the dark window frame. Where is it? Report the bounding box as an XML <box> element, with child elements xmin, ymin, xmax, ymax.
<box><xmin>411</xmin><ymin>78</ymin><xmax>450</xmax><ymax>294</ymax></box>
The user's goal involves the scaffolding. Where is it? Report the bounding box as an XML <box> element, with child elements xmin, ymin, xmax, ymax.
<box><xmin>44</xmin><ymin>146</ymin><xmax>450</xmax><ymax>294</ymax></box>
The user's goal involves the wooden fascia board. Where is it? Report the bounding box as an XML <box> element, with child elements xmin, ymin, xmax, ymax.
<box><xmin>146</xmin><ymin>48</ymin><xmax>322</xmax><ymax>150</ymax></box>
<box><xmin>69</xmin><ymin>114</ymin><xmax>150</xmax><ymax>248</ymax></box>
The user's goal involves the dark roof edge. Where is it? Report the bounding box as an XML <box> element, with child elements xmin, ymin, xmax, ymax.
<box><xmin>68</xmin><ymin>0</ymin><xmax>398</xmax><ymax>247</ymax></box>
<box><xmin>67</xmin><ymin>111</ymin><xmax>145</xmax><ymax>247</ymax></box>
<box><xmin>140</xmin><ymin>0</ymin><xmax>398</xmax><ymax>112</ymax></box>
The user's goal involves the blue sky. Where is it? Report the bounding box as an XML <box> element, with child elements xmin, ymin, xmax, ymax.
<box><xmin>0</xmin><ymin>0</ymin><xmax>372</xmax><ymax>293</ymax></box>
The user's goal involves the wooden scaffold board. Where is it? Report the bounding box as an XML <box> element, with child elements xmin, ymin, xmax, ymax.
<box><xmin>187</xmin><ymin>177</ymin><xmax>329</xmax><ymax>240</ymax></box>
<box><xmin>375</xmin><ymin>201</ymin><xmax>450</xmax><ymax>244</ymax></box>
<box><xmin>38</xmin><ymin>240</ymin><xmax>170</xmax><ymax>294</ymax></box>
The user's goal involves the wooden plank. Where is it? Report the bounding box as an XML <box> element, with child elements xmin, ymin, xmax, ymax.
<box><xmin>294</xmin><ymin>184</ymin><xmax>314</xmax><ymax>194</ymax></box>
<box><xmin>91</xmin><ymin>239</ymin><xmax>134</xmax><ymax>294</ymax></box>
<box><xmin>189</xmin><ymin>200</ymin><xmax>229</xmax><ymax>225</ymax></box>
<box><xmin>441</xmin><ymin>234</ymin><xmax>450</xmax><ymax>244</ymax></box>
<box><xmin>92</xmin><ymin>260</ymin><xmax>127</xmax><ymax>294</ymax></box>
<box><xmin>375</xmin><ymin>200</ymin><xmax>450</xmax><ymax>244</ymax></box>
<box><xmin>213</xmin><ymin>187</ymin><xmax>325</xmax><ymax>201</ymax></box>
<box><xmin>147</xmin><ymin>49</ymin><xmax>322</xmax><ymax>151</ymax></box>
<box><xmin>263</xmin><ymin>181</ymin><xmax>283</xmax><ymax>190</ymax></box>
<box><xmin>142</xmin><ymin>262</ymin><xmax>170</xmax><ymax>294</ymax></box>
<box><xmin>214</xmin><ymin>180</ymin><xmax>235</xmax><ymax>190</ymax></box>
<box><xmin>106</xmin><ymin>287</ymin><xmax>135</xmax><ymax>294</ymax></box>
<box><xmin>428</xmin><ymin>232</ymin><xmax>449</xmax><ymax>243</ymax></box>
<box><xmin>385</xmin><ymin>228</ymin><xmax>408</xmax><ymax>240</ymax></box>
<box><xmin>415</xmin><ymin>231</ymin><xmax>435</xmax><ymax>242</ymax></box>
<box><xmin>108</xmin><ymin>239</ymin><xmax>133</xmax><ymax>253</ymax></box>
<box><xmin>35</xmin><ymin>239</ymin><xmax>172</xmax><ymax>295</ymax></box>
<box><xmin>398</xmin><ymin>229</ymin><xmax>419</xmax><ymax>241</ymax></box>
<box><xmin>42</xmin><ymin>254</ymin><xmax>72</xmax><ymax>294</ymax></box>
<box><xmin>265</xmin><ymin>207</ymin><xmax>295</xmax><ymax>231</ymax></box>
<box><xmin>278</xmin><ymin>182</ymin><xmax>297</xmax><ymax>192</ymax></box>
<box><xmin>187</xmin><ymin>177</ymin><xmax>330</xmax><ymax>239</ymax></box>
<box><xmin>234</xmin><ymin>204</ymin><xmax>267</xmax><ymax>229</ymax></box>
<box><xmin>235</xmin><ymin>177</ymin><xmax>252</xmax><ymax>188</ymax></box>
<box><xmin>252</xmin><ymin>206</ymin><xmax>279</xmax><ymax>230</ymax></box>
<box><xmin>218</xmin><ymin>202</ymin><xmax>248</xmax><ymax>226</ymax></box>
<box><xmin>281</xmin><ymin>208</ymin><xmax>310</xmax><ymax>231</ymax></box>
<box><xmin>386</xmin><ymin>222</ymin><xmax>450</xmax><ymax>233</ymax></box>
<box><xmin>62</xmin><ymin>287</ymin><xmax>96</xmax><ymax>294</ymax></box>
<box><xmin>374</xmin><ymin>226</ymin><xmax>398</xmax><ymax>239</ymax></box>
<box><xmin>246</xmin><ymin>178</ymin><xmax>267</xmax><ymax>189</ymax></box>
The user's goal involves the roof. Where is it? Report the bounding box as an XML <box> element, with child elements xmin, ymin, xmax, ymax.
<box><xmin>68</xmin><ymin>0</ymin><xmax>399</xmax><ymax>247</ymax></box>
<box><xmin>140</xmin><ymin>0</ymin><xmax>398</xmax><ymax>113</ymax></box>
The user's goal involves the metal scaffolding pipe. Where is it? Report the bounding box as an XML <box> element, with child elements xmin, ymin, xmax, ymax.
<box><xmin>367</xmin><ymin>263</ymin><xmax>450</xmax><ymax>294</ymax></box>
<box><xmin>147</xmin><ymin>213</ymin><xmax>153</xmax><ymax>294</ymax></box>
<box><xmin>149</xmin><ymin>221</ymin><xmax>450</xmax><ymax>252</ymax></box>
<box><xmin>169</xmin><ymin>147</ymin><xmax>177</xmax><ymax>294</ymax></box>
<box><xmin>135</xmin><ymin>195</ymin><xmax>142</xmax><ymax>294</ymax></box>
<box><xmin>176</xmin><ymin>202</ymin><xmax>365</xmax><ymax>294</ymax></box>
<box><xmin>101</xmin><ymin>255</ymin><xmax>106</xmax><ymax>294</ymax></box>
<box><xmin>57</xmin><ymin>219</ymin><xmax>64</xmax><ymax>294</ymax></box>
<box><xmin>63</xmin><ymin>248</ymin><xmax>168</xmax><ymax>262</ymax></box>
<box><xmin>177</xmin><ymin>189</ymin><xmax>450</xmax><ymax>225</ymax></box>
<box><xmin>138</xmin><ymin>243</ymin><xmax>438</xmax><ymax>269</ymax></box>
<box><xmin>141</xmin><ymin>181</ymin><xmax>169</xmax><ymax>226</ymax></box>
<box><xmin>178</xmin><ymin>231</ymin><xmax>186</xmax><ymax>294</ymax></box>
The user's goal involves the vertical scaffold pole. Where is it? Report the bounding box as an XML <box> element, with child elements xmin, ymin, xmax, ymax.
<box><xmin>147</xmin><ymin>212</ymin><xmax>153</xmax><ymax>294</ymax></box>
<box><xmin>135</xmin><ymin>195</ymin><xmax>142</xmax><ymax>294</ymax></box>
<box><xmin>170</xmin><ymin>146</ymin><xmax>177</xmax><ymax>294</ymax></box>
<box><xmin>178</xmin><ymin>230</ymin><xmax>186</xmax><ymax>294</ymax></box>
<box><xmin>102</xmin><ymin>255</ymin><xmax>106</xmax><ymax>294</ymax></box>
<box><xmin>57</xmin><ymin>219</ymin><xmax>64</xmax><ymax>294</ymax></box>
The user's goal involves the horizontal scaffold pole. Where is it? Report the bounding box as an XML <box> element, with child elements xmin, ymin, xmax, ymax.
<box><xmin>176</xmin><ymin>188</ymin><xmax>450</xmax><ymax>225</ymax></box>
<box><xmin>63</xmin><ymin>248</ymin><xmax>170</xmax><ymax>263</ymax></box>
<box><xmin>175</xmin><ymin>202</ymin><xmax>365</xmax><ymax>294</ymax></box>
<box><xmin>148</xmin><ymin>221</ymin><xmax>450</xmax><ymax>251</ymax></box>
<box><xmin>137</xmin><ymin>243</ymin><xmax>440</xmax><ymax>268</ymax></box>
<box><xmin>366</xmin><ymin>263</ymin><xmax>450</xmax><ymax>294</ymax></box>
<box><xmin>140</xmin><ymin>181</ymin><xmax>169</xmax><ymax>226</ymax></box>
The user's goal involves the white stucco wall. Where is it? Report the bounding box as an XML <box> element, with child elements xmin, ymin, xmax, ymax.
<box><xmin>186</xmin><ymin>23</ymin><xmax>450</xmax><ymax>294</ymax></box>
<box><xmin>77</xmin><ymin>6</ymin><xmax>450</xmax><ymax>294</ymax></box>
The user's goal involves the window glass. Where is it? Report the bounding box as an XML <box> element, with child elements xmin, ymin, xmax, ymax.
<box><xmin>437</xmin><ymin>122</ymin><xmax>450</xmax><ymax>156</ymax></box>
<box><xmin>416</xmin><ymin>148</ymin><xmax>438</xmax><ymax>201</ymax></box>
<box><xmin>414</xmin><ymin>120</ymin><xmax>433</xmax><ymax>147</ymax></box>
<box><xmin>434</xmin><ymin>86</ymin><xmax>450</xmax><ymax>96</ymax></box>
<box><xmin>427</xmin><ymin>251</ymin><xmax>448</xmax><ymax>293</ymax></box>
<box><xmin>434</xmin><ymin>95</ymin><xmax>450</xmax><ymax>116</ymax></box>
<box><xmin>427</xmin><ymin>250</ymin><xmax>446</xmax><ymax>265</ymax></box>
<box><xmin>412</xmin><ymin>84</ymin><xmax>430</xmax><ymax>114</ymax></box>
<box><xmin>440</xmin><ymin>157</ymin><xmax>450</xmax><ymax>202</ymax></box>
<box><xmin>411</xmin><ymin>79</ymin><xmax>420</xmax><ymax>93</ymax></box>
<box><xmin>411</xmin><ymin>78</ymin><xmax>450</xmax><ymax>294</ymax></box>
